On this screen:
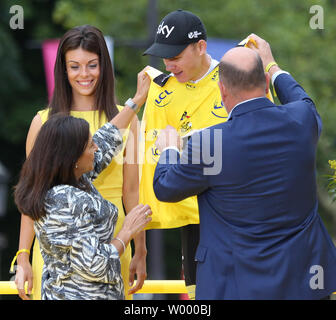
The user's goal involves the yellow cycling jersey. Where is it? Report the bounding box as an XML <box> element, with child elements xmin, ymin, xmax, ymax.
<box><xmin>139</xmin><ymin>65</ymin><xmax>228</xmax><ymax>229</ymax></box>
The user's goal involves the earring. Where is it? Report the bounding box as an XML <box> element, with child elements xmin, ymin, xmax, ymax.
<box><xmin>75</xmin><ymin>164</ymin><xmax>78</xmax><ymax>169</ymax></box>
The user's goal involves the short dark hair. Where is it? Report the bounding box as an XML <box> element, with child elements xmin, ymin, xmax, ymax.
<box><xmin>14</xmin><ymin>114</ymin><xmax>90</xmax><ymax>220</ymax></box>
<box><xmin>219</xmin><ymin>54</ymin><xmax>266</xmax><ymax>94</ymax></box>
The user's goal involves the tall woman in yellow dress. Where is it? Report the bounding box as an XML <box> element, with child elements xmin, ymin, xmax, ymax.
<box><xmin>14</xmin><ymin>25</ymin><xmax>147</xmax><ymax>300</ymax></box>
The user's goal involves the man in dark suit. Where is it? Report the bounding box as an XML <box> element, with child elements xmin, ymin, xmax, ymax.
<box><xmin>153</xmin><ymin>34</ymin><xmax>336</xmax><ymax>299</ymax></box>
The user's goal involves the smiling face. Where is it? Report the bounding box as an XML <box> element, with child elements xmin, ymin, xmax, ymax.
<box><xmin>65</xmin><ymin>48</ymin><xmax>100</xmax><ymax>98</ymax></box>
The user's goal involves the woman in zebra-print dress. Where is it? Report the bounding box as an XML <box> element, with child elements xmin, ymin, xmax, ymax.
<box><xmin>14</xmin><ymin>70</ymin><xmax>152</xmax><ymax>299</ymax></box>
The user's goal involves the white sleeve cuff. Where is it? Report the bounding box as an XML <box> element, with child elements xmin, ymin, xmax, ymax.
<box><xmin>272</xmin><ymin>70</ymin><xmax>290</xmax><ymax>85</ymax></box>
<box><xmin>162</xmin><ymin>146</ymin><xmax>180</xmax><ymax>154</ymax></box>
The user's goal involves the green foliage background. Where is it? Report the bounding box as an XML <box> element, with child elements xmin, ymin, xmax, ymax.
<box><xmin>53</xmin><ymin>0</ymin><xmax>336</xmax><ymax>197</ymax></box>
<box><xmin>0</xmin><ymin>0</ymin><xmax>336</xmax><ymax>297</ymax></box>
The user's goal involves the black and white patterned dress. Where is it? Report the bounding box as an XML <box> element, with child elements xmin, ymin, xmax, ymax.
<box><xmin>34</xmin><ymin>123</ymin><xmax>125</xmax><ymax>300</ymax></box>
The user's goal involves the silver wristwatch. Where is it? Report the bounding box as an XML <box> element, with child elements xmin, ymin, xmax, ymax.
<box><xmin>125</xmin><ymin>98</ymin><xmax>138</xmax><ymax>113</ymax></box>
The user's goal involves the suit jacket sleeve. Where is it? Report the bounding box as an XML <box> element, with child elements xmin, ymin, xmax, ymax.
<box><xmin>274</xmin><ymin>72</ymin><xmax>322</xmax><ymax>137</ymax></box>
<box><xmin>153</xmin><ymin>131</ymin><xmax>210</xmax><ymax>202</ymax></box>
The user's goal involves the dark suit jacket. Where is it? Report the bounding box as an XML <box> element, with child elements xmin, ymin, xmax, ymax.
<box><xmin>153</xmin><ymin>73</ymin><xmax>336</xmax><ymax>299</ymax></box>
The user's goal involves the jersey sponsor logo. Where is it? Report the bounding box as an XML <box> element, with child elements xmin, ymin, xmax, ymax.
<box><xmin>185</xmin><ymin>83</ymin><xmax>196</xmax><ymax>90</ymax></box>
<box><xmin>180</xmin><ymin>121</ymin><xmax>192</xmax><ymax>133</ymax></box>
<box><xmin>211</xmin><ymin>69</ymin><xmax>219</xmax><ymax>81</ymax></box>
<box><xmin>157</xmin><ymin>21</ymin><xmax>175</xmax><ymax>38</ymax></box>
<box><xmin>211</xmin><ymin>100</ymin><xmax>228</xmax><ymax>119</ymax></box>
<box><xmin>180</xmin><ymin>111</ymin><xmax>192</xmax><ymax>133</ymax></box>
<box><xmin>180</xmin><ymin>111</ymin><xmax>190</xmax><ymax>121</ymax></box>
<box><xmin>151</xmin><ymin>145</ymin><xmax>160</xmax><ymax>162</ymax></box>
<box><xmin>154</xmin><ymin>89</ymin><xmax>173</xmax><ymax>107</ymax></box>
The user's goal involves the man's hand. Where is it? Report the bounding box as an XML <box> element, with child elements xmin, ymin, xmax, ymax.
<box><xmin>246</xmin><ymin>33</ymin><xmax>281</xmax><ymax>76</ymax></box>
<box><xmin>155</xmin><ymin>125</ymin><xmax>182</xmax><ymax>152</ymax></box>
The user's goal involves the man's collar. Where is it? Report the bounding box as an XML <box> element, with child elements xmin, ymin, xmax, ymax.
<box><xmin>228</xmin><ymin>97</ymin><xmax>273</xmax><ymax>120</ymax></box>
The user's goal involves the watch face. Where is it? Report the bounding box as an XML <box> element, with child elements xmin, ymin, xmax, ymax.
<box><xmin>126</xmin><ymin>98</ymin><xmax>137</xmax><ymax>110</ymax></box>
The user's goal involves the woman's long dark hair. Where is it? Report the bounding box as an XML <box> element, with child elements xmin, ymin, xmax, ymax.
<box><xmin>14</xmin><ymin>114</ymin><xmax>90</xmax><ymax>221</ymax></box>
<box><xmin>49</xmin><ymin>24</ymin><xmax>118</xmax><ymax>121</ymax></box>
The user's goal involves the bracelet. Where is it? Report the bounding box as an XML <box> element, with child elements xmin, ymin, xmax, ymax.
<box><xmin>114</xmin><ymin>237</ymin><xmax>126</xmax><ymax>254</ymax></box>
<box><xmin>265</xmin><ymin>61</ymin><xmax>278</xmax><ymax>73</ymax></box>
<box><xmin>10</xmin><ymin>249</ymin><xmax>30</xmax><ymax>273</ymax></box>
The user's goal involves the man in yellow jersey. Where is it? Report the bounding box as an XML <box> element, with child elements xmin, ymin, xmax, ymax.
<box><xmin>141</xmin><ymin>9</ymin><xmax>227</xmax><ymax>299</ymax></box>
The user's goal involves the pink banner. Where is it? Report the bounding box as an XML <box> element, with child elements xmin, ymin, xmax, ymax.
<box><xmin>42</xmin><ymin>39</ymin><xmax>60</xmax><ymax>102</ymax></box>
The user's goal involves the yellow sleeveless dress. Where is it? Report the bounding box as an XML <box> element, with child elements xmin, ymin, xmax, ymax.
<box><xmin>31</xmin><ymin>108</ymin><xmax>133</xmax><ymax>300</ymax></box>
